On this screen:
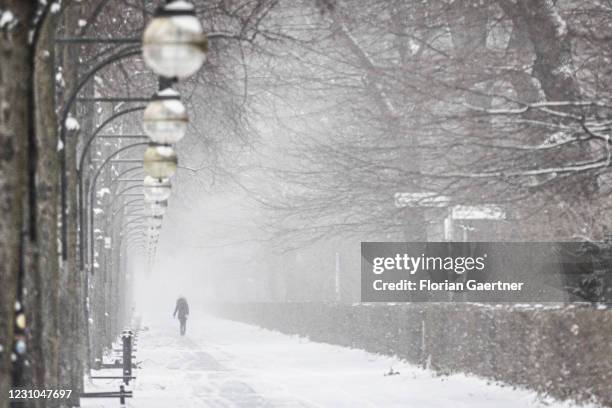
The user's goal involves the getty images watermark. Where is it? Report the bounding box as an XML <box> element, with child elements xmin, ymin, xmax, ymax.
<box><xmin>361</xmin><ymin>242</ymin><xmax>612</xmax><ymax>303</ymax></box>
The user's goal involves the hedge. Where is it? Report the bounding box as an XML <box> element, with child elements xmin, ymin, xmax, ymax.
<box><xmin>210</xmin><ymin>302</ymin><xmax>612</xmax><ymax>407</ymax></box>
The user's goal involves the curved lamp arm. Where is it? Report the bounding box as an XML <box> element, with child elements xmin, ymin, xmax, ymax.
<box><xmin>85</xmin><ymin>142</ymin><xmax>148</xmax><ymax>272</ymax></box>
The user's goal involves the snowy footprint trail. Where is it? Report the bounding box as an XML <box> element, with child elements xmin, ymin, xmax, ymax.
<box><xmin>82</xmin><ymin>316</ymin><xmax>596</xmax><ymax>408</ymax></box>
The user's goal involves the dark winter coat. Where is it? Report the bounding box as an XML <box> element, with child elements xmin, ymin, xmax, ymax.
<box><xmin>173</xmin><ymin>297</ymin><xmax>190</xmax><ymax>320</ymax></box>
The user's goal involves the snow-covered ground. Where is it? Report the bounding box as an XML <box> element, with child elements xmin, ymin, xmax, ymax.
<box><xmin>81</xmin><ymin>316</ymin><xmax>596</xmax><ymax>408</ymax></box>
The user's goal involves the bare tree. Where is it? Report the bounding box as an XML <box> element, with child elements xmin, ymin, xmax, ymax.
<box><xmin>238</xmin><ymin>0</ymin><xmax>612</xmax><ymax>245</ymax></box>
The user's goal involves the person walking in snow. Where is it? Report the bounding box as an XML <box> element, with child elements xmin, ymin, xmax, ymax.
<box><xmin>173</xmin><ymin>296</ymin><xmax>190</xmax><ymax>336</ymax></box>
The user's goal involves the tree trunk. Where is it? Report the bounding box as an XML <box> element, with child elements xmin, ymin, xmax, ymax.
<box><xmin>498</xmin><ymin>0</ymin><xmax>580</xmax><ymax>102</ymax></box>
<box><xmin>0</xmin><ymin>2</ymin><xmax>35</xmax><ymax>407</ymax></box>
<box><xmin>498</xmin><ymin>0</ymin><xmax>597</xmax><ymax>234</ymax></box>
<box><xmin>56</xmin><ymin>3</ymin><xmax>86</xmax><ymax>405</ymax></box>
<box><xmin>32</xmin><ymin>8</ymin><xmax>61</xmax><ymax>407</ymax></box>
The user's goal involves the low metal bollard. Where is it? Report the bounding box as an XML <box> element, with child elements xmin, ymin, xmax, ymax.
<box><xmin>94</xmin><ymin>330</ymin><xmax>136</xmax><ymax>383</ymax></box>
<box><xmin>80</xmin><ymin>385</ymin><xmax>133</xmax><ymax>406</ymax></box>
<box><xmin>122</xmin><ymin>330</ymin><xmax>133</xmax><ymax>385</ymax></box>
<box><xmin>87</xmin><ymin>329</ymin><xmax>138</xmax><ymax>405</ymax></box>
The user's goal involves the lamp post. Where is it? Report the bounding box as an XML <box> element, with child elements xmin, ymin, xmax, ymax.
<box><xmin>143</xmin><ymin>176</ymin><xmax>172</xmax><ymax>202</ymax></box>
<box><xmin>112</xmin><ymin>198</ymin><xmax>144</xmax><ymax>218</ymax></box>
<box><xmin>137</xmin><ymin>0</ymin><xmax>212</xmax><ymax>266</ymax></box>
<box><xmin>143</xmin><ymin>144</ymin><xmax>178</xmax><ymax>179</ymax></box>
<box><xmin>43</xmin><ymin>0</ymin><xmax>212</xmax><ymax>393</ymax></box>
<box><xmin>142</xmin><ymin>0</ymin><xmax>208</xmax><ymax>79</ymax></box>
<box><xmin>60</xmin><ymin>0</ymin><xmax>208</xmax><ymax>259</ymax></box>
<box><xmin>103</xmin><ymin>187</ymin><xmax>146</xmax><ymax>231</ymax></box>
<box><xmin>59</xmin><ymin>47</ymin><xmax>142</xmax><ymax>260</ymax></box>
<box><xmin>87</xmin><ymin>143</ymin><xmax>148</xmax><ymax>272</ymax></box>
<box><xmin>143</xmin><ymin>89</ymin><xmax>188</xmax><ymax>144</ymax></box>
<box><xmin>63</xmin><ymin>0</ymin><xmax>209</xmax><ymax>366</ymax></box>
<box><xmin>109</xmin><ymin>177</ymin><xmax>143</xmax><ymax>189</ymax></box>
<box><xmin>59</xmin><ymin>0</ymin><xmax>213</xmax><ymax>262</ymax></box>
<box><xmin>108</xmin><ymin>181</ymin><xmax>145</xmax><ymax>212</ymax></box>
<box><xmin>78</xmin><ymin>131</ymin><xmax>146</xmax><ymax>271</ymax></box>
<box><xmin>145</xmin><ymin>200</ymin><xmax>168</xmax><ymax>217</ymax></box>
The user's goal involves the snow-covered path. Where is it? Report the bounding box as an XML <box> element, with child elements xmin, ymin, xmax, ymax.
<box><xmin>82</xmin><ymin>316</ymin><xmax>593</xmax><ymax>408</ymax></box>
